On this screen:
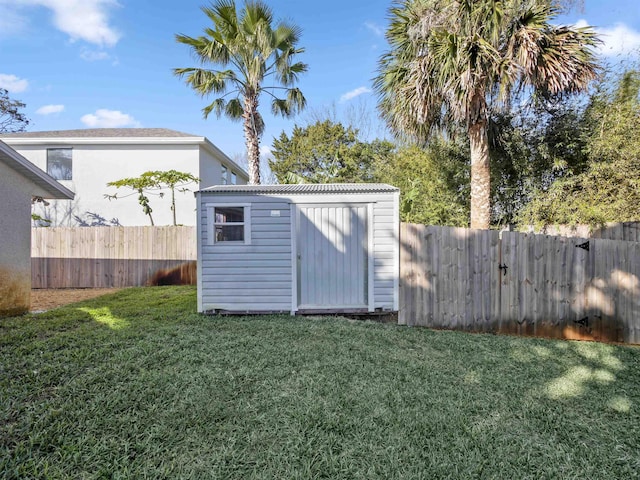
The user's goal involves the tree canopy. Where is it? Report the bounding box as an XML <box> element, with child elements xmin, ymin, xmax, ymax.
<box><xmin>518</xmin><ymin>69</ymin><xmax>640</xmax><ymax>227</ymax></box>
<box><xmin>374</xmin><ymin>0</ymin><xmax>600</xmax><ymax>228</ymax></box>
<box><xmin>0</xmin><ymin>88</ymin><xmax>29</xmax><ymax>133</ymax></box>
<box><xmin>269</xmin><ymin>120</ymin><xmax>392</xmax><ymax>184</ymax></box>
<box><xmin>106</xmin><ymin>170</ymin><xmax>199</xmax><ymax>226</ymax></box>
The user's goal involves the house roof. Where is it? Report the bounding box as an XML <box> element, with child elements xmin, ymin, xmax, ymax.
<box><xmin>0</xmin><ymin>128</ymin><xmax>198</xmax><ymax>138</ymax></box>
<box><xmin>0</xmin><ymin>141</ymin><xmax>74</xmax><ymax>199</ymax></box>
<box><xmin>0</xmin><ymin>128</ymin><xmax>250</xmax><ymax>182</ymax></box>
<box><xmin>199</xmin><ymin>183</ymin><xmax>399</xmax><ymax>194</ymax></box>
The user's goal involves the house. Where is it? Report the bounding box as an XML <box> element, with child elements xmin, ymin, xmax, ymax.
<box><xmin>0</xmin><ymin>128</ymin><xmax>248</xmax><ymax>227</ymax></box>
<box><xmin>0</xmin><ymin>141</ymin><xmax>74</xmax><ymax>316</ymax></box>
<box><xmin>195</xmin><ymin>184</ymin><xmax>400</xmax><ymax>314</ymax></box>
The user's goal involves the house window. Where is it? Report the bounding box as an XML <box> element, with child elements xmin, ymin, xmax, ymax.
<box><xmin>221</xmin><ymin>165</ymin><xmax>228</xmax><ymax>185</ymax></box>
<box><xmin>47</xmin><ymin>148</ymin><xmax>72</xmax><ymax>180</ymax></box>
<box><xmin>210</xmin><ymin>205</ymin><xmax>251</xmax><ymax>244</ymax></box>
<box><xmin>230</xmin><ymin>171</ymin><xmax>237</xmax><ymax>185</ymax></box>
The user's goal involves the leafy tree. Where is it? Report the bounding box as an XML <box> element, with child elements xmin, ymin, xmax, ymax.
<box><xmin>269</xmin><ymin>120</ymin><xmax>392</xmax><ymax>183</ymax></box>
<box><xmin>106</xmin><ymin>173</ymin><xmax>159</xmax><ymax>226</ymax></box>
<box><xmin>0</xmin><ymin>88</ymin><xmax>29</xmax><ymax>133</ymax></box>
<box><xmin>374</xmin><ymin>0</ymin><xmax>599</xmax><ymax>229</ymax></box>
<box><xmin>518</xmin><ymin>69</ymin><xmax>640</xmax><ymax>227</ymax></box>
<box><xmin>488</xmin><ymin>101</ymin><xmax>591</xmax><ymax>225</ymax></box>
<box><xmin>375</xmin><ymin>140</ymin><xmax>470</xmax><ymax>226</ymax></box>
<box><xmin>106</xmin><ymin>170</ymin><xmax>199</xmax><ymax>225</ymax></box>
<box><xmin>149</xmin><ymin>170</ymin><xmax>199</xmax><ymax>225</ymax></box>
<box><xmin>174</xmin><ymin>0</ymin><xmax>307</xmax><ymax>184</ymax></box>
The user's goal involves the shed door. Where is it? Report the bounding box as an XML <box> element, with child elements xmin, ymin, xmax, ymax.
<box><xmin>296</xmin><ymin>204</ymin><xmax>368</xmax><ymax>309</ymax></box>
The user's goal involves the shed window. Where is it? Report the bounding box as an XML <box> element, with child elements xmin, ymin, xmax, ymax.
<box><xmin>47</xmin><ymin>148</ymin><xmax>72</xmax><ymax>180</ymax></box>
<box><xmin>212</xmin><ymin>206</ymin><xmax>250</xmax><ymax>243</ymax></box>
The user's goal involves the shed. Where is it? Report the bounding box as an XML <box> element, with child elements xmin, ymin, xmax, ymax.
<box><xmin>0</xmin><ymin>141</ymin><xmax>74</xmax><ymax>316</ymax></box>
<box><xmin>195</xmin><ymin>184</ymin><xmax>400</xmax><ymax>314</ymax></box>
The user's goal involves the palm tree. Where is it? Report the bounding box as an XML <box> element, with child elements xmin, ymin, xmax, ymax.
<box><xmin>174</xmin><ymin>0</ymin><xmax>307</xmax><ymax>184</ymax></box>
<box><xmin>374</xmin><ymin>0</ymin><xmax>599</xmax><ymax>228</ymax></box>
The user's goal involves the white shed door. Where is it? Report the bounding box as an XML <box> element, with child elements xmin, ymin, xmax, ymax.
<box><xmin>296</xmin><ymin>204</ymin><xmax>368</xmax><ymax>309</ymax></box>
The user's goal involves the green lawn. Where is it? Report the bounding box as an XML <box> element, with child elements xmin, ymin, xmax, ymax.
<box><xmin>1</xmin><ymin>286</ymin><xmax>639</xmax><ymax>479</ymax></box>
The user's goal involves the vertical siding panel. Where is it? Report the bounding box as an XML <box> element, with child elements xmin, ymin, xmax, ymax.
<box><xmin>335</xmin><ymin>207</ymin><xmax>344</xmax><ymax>306</ymax></box>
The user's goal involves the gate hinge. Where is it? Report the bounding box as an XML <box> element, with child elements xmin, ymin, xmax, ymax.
<box><xmin>574</xmin><ymin>317</ymin><xmax>589</xmax><ymax>327</ymax></box>
<box><xmin>576</xmin><ymin>241</ymin><xmax>589</xmax><ymax>251</ymax></box>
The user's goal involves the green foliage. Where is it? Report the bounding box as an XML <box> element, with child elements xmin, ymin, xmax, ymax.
<box><xmin>374</xmin><ymin>0</ymin><xmax>600</xmax><ymax>228</ymax></box>
<box><xmin>270</xmin><ymin>120</ymin><xmax>393</xmax><ymax>183</ymax></box>
<box><xmin>0</xmin><ymin>88</ymin><xmax>29</xmax><ymax>133</ymax></box>
<box><xmin>518</xmin><ymin>69</ymin><xmax>640</xmax><ymax>227</ymax></box>
<box><xmin>174</xmin><ymin>0</ymin><xmax>307</xmax><ymax>184</ymax></box>
<box><xmin>30</xmin><ymin>213</ymin><xmax>51</xmax><ymax>226</ymax></box>
<box><xmin>375</xmin><ymin>141</ymin><xmax>470</xmax><ymax>226</ymax></box>
<box><xmin>150</xmin><ymin>170</ymin><xmax>199</xmax><ymax>225</ymax></box>
<box><xmin>106</xmin><ymin>170</ymin><xmax>199</xmax><ymax>226</ymax></box>
<box><xmin>270</xmin><ymin>119</ymin><xmax>470</xmax><ymax>226</ymax></box>
<box><xmin>488</xmin><ymin>102</ymin><xmax>591</xmax><ymax>225</ymax></box>
<box><xmin>107</xmin><ymin>172</ymin><xmax>157</xmax><ymax>225</ymax></box>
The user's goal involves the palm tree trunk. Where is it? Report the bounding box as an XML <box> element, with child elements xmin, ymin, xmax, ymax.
<box><xmin>243</xmin><ymin>94</ymin><xmax>261</xmax><ymax>184</ymax></box>
<box><xmin>469</xmin><ymin>120</ymin><xmax>491</xmax><ymax>229</ymax></box>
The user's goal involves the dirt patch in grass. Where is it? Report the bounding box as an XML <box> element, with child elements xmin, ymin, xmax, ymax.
<box><xmin>30</xmin><ymin>288</ymin><xmax>123</xmax><ymax>312</ymax></box>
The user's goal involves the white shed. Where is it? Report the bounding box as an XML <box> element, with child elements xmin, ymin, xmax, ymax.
<box><xmin>195</xmin><ymin>184</ymin><xmax>400</xmax><ymax>314</ymax></box>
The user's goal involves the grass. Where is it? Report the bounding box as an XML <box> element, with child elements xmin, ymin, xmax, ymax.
<box><xmin>1</xmin><ymin>286</ymin><xmax>639</xmax><ymax>479</ymax></box>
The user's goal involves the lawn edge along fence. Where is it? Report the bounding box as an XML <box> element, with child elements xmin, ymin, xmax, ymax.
<box><xmin>400</xmin><ymin>223</ymin><xmax>640</xmax><ymax>344</ymax></box>
<box><xmin>31</xmin><ymin>226</ymin><xmax>196</xmax><ymax>288</ymax></box>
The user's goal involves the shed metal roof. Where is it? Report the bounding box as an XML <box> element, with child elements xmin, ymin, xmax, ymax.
<box><xmin>0</xmin><ymin>141</ymin><xmax>74</xmax><ymax>199</ymax></box>
<box><xmin>199</xmin><ymin>183</ymin><xmax>399</xmax><ymax>194</ymax></box>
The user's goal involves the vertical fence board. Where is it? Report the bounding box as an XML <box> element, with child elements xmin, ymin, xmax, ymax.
<box><xmin>32</xmin><ymin>226</ymin><xmax>197</xmax><ymax>288</ymax></box>
<box><xmin>399</xmin><ymin>223</ymin><xmax>640</xmax><ymax>345</ymax></box>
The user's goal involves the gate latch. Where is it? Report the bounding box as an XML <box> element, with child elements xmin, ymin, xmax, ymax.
<box><xmin>498</xmin><ymin>263</ymin><xmax>508</xmax><ymax>276</ymax></box>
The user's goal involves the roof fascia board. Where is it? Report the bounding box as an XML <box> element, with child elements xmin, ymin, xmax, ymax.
<box><xmin>4</xmin><ymin>135</ymin><xmax>250</xmax><ymax>181</ymax></box>
<box><xmin>2</xmin><ymin>136</ymin><xmax>204</xmax><ymax>146</ymax></box>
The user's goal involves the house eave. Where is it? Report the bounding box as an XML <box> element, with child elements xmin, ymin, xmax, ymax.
<box><xmin>0</xmin><ymin>141</ymin><xmax>74</xmax><ymax>200</ymax></box>
<box><xmin>200</xmin><ymin>138</ymin><xmax>249</xmax><ymax>182</ymax></box>
<box><xmin>4</xmin><ymin>136</ymin><xmax>250</xmax><ymax>182</ymax></box>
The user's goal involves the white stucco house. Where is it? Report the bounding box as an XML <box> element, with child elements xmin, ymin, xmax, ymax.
<box><xmin>0</xmin><ymin>141</ymin><xmax>74</xmax><ymax>316</ymax></box>
<box><xmin>0</xmin><ymin>128</ymin><xmax>248</xmax><ymax>226</ymax></box>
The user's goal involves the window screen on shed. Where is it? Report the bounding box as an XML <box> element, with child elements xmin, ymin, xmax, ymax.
<box><xmin>214</xmin><ymin>206</ymin><xmax>244</xmax><ymax>242</ymax></box>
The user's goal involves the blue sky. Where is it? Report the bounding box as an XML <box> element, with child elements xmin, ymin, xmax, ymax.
<box><xmin>1</xmin><ymin>0</ymin><xmax>639</xmax><ymax>166</ymax></box>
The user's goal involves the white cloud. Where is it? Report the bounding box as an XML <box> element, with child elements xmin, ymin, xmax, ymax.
<box><xmin>0</xmin><ymin>74</ymin><xmax>29</xmax><ymax>93</ymax></box>
<box><xmin>7</xmin><ymin>0</ymin><xmax>121</xmax><ymax>47</ymax></box>
<box><xmin>340</xmin><ymin>86</ymin><xmax>372</xmax><ymax>103</ymax></box>
<box><xmin>81</xmin><ymin>109</ymin><xmax>141</xmax><ymax>128</ymax></box>
<box><xmin>575</xmin><ymin>19</ymin><xmax>640</xmax><ymax>57</ymax></box>
<box><xmin>80</xmin><ymin>48</ymin><xmax>111</xmax><ymax>62</ymax></box>
<box><xmin>36</xmin><ymin>104</ymin><xmax>65</xmax><ymax>115</ymax></box>
<box><xmin>0</xmin><ymin>6</ymin><xmax>28</xmax><ymax>36</ymax></box>
<box><xmin>364</xmin><ymin>21</ymin><xmax>384</xmax><ymax>37</ymax></box>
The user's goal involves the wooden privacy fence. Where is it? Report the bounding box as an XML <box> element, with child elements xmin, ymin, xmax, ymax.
<box><xmin>525</xmin><ymin>221</ymin><xmax>640</xmax><ymax>241</ymax></box>
<box><xmin>400</xmin><ymin>224</ymin><xmax>640</xmax><ymax>344</ymax></box>
<box><xmin>32</xmin><ymin>226</ymin><xmax>197</xmax><ymax>288</ymax></box>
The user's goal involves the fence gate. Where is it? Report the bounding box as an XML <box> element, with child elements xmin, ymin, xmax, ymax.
<box><xmin>296</xmin><ymin>204</ymin><xmax>368</xmax><ymax>310</ymax></box>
